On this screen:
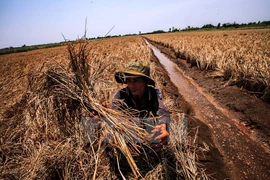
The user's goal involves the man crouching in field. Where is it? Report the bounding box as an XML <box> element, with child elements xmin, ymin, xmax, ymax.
<box><xmin>112</xmin><ymin>60</ymin><xmax>171</xmax><ymax>152</ymax></box>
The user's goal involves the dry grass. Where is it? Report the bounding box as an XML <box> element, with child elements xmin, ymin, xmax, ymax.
<box><xmin>145</xmin><ymin>29</ymin><xmax>270</xmax><ymax>101</ymax></box>
<box><xmin>0</xmin><ymin>36</ymin><xmax>209</xmax><ymax>179</ymax></box>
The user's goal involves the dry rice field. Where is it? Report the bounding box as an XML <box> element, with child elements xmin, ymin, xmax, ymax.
<box><xmin>1</xmin><ymin>29</ymin><xmax>269</xmax><ymax>179</ymax></box>
<box><xmin>145</xmin><ymin>29</ymin><xmax>270</xmax><ymax>100</ymax></box>
<box><xmin>0</xmin><ymin>36</ymin><xmax>208</xmax><ymax>179</ymax></box>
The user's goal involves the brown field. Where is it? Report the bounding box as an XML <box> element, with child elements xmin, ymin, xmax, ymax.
<box><xmin>1</xmin><ymin>30</ymin><xmax>270</xmax><ymax>179</ymax></box>
<box><xmin>0</xmin><ymin>37</ymin><xmax>152</xmax><ymax>113</ymax></box>
<box><xmin>0</xmin><ymin>36</ymin><xmax>209</xmax><ymax>179</ymax></box>
<box><xmin>145</xmin><ymin>29</ymin><xmax>270</xmax><ymax>100</ymax></box>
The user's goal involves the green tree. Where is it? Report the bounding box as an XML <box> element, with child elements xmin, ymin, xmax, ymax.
<box><xmin>202</xmin><ymin>24</ymin><xmax>215</xmax><ymax>28</ymax></box>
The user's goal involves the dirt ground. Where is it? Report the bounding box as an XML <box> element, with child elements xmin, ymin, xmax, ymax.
<box><xmin>149</xmin><ymin>40</ymin><xmax>270</xmax><ymax>179</ymax></box>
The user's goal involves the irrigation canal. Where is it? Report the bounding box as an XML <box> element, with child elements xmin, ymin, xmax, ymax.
<box><xmin>145</xmin><ymin>39</ymin><xmax>270</xmax><ymax>180</ymax></box>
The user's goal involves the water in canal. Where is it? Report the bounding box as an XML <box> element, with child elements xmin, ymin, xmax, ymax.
<box><xmin>145</xmin><ymin>39</ymin><xmax>219</xmax><ymax>121</ymax></box>
<box><xmin>144</xmin><ymin>39</ymin><xmax>270</xmax><ymax>179</ymax></box>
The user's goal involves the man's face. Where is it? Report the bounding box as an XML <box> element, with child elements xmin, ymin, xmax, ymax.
<box><xmin>126</xmin><ymin>76</ymin><xmax>146</xmax><ymax>97</ymax></box>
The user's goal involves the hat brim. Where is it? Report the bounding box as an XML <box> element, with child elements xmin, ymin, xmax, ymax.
<box><xmin>115</xmin><ymin>71</ymin><xmax>155</xmax><ymax>86</ymax></box>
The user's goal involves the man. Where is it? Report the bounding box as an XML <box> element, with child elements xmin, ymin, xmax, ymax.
<box><xmin>112</xmin><ymin>60</ymin><xmax>170</xmax><ymax>151</ymax></box>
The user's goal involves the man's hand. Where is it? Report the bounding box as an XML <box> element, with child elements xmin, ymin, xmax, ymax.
<box><xmin>89</xmin><ymin>101</ymin><xmax>108</xmax><ymax>129</ymax></box>
<box><xmin>151</xmin><ymin>124</ymin><xmax>169</xmax><ymax>152</ymax></box>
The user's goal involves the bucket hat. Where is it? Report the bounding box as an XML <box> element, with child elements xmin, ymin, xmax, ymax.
<box><xmin>115</xmin><ymin>60</ymin><xmax>155</xmax><ymax>86</ymax></box>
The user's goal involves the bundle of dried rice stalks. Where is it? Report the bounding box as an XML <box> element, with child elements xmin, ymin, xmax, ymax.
<box><xmin>168</xmin><ymin>113</ymin><xmax>209</xmax><ymax>180</ymax></box>
<box><xmin>0</xmin><ymin>39</ymin><xmax>147</xmax><ymax>179</ymax></box>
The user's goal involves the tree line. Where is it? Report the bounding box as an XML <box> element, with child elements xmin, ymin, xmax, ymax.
<box><xmin>1</xmin><ymin>20</ymin><xmax>269</xmax><ymax>55</ymax></box>
<box><xmin>144</xmin><ymin>20</ymin><xmax>270</xmax><ymax>34</ymax></box>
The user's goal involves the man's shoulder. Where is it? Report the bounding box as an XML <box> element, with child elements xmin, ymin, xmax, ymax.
<box><xmin>113</xmin><ymin>87</ymin><xmax>129</xmax><ymax>99</ymax></box>
<box><xmin>148</xmin><ymin>85</ymin><xmax>162</xmax><ymax>100</ymax></box>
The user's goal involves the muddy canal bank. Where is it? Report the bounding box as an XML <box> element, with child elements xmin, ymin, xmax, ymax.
<box><xmin>145</xmin><ymin>38</ymin><xmax>270</xmax><ymax>180</ymax></box>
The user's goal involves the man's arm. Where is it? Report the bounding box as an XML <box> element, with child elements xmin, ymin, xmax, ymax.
<box><xmin>155</xmin><ymin>88</ymin><xmax>171</xmax><ymax>130</ymax></box>
<box><xmin>111</xmin><ymin>89</ymin><xmax>121</xmax><ymax>110</ymax></box>
<box><xmin>150</xmin><ymin>88</ymin><xmax>171</xmax><ymax>151</ymax></box>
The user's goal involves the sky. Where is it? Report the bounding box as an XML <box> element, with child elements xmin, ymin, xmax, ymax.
<box><xmin>0</xmin><ymin>0</ymin><xmax>269</xmax><ymax>48</ymax></box>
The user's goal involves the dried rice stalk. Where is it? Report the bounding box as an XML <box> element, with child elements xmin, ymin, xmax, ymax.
<box><xmin>169</xmin><ymin>113</ymin><xmax>209</xmax><ymax>180</ymax></box>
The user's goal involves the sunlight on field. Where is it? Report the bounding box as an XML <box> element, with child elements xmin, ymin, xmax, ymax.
<box><xmin>1</xmin><ymin>29</ymin><xmax>269</xmax><ymax>179</ymax></box>
<box><xmin>145</xmin><ymin>29</ymin><xmax>270</xmax><ymax>89</ymax></box>
<box><xmin>0</xmin><ymin>37</ymin><xmax>152</xmax><ymax>113</ymax></box>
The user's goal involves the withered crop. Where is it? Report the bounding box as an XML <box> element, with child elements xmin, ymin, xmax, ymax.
<box><xmin>145</xmin><ymin>29</ymin><xmax>270</xmax><ymax>101</ymax></box>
